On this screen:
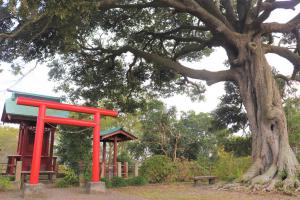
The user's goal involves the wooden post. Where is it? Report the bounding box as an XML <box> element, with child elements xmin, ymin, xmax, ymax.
<box><xmin>117</xmin><ymin>162</ymin><xmax>122</xmax><ymax>177</ymax></box>
<box><xmin>113</xmin><ymin>137</ymin><xmax>118</xmax><ymax>176</ymax></box>
<box><xmin>134</xmin><ymin>161</ymin><xmax>139</xmax><ymax>177</ymax></box>
<box><xmin>102</xmin><ymin>142</ymin><xmax>106</xmax><ymax>178</ymax></box>
<box><xmin>15</xmin><ymin>161</ymin><xmax>22</xmax><ymax>189</ymax></box>
<box><xmin>124</xmin><ymin>162</ymin><xmax>128</xmax><ymax>178</ymax></box>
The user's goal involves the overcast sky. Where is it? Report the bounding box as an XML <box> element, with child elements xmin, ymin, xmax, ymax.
<box><xmin>0</xmin><ymin>4</ymin><xmax>300</xmax><ymax>120</ymax></box>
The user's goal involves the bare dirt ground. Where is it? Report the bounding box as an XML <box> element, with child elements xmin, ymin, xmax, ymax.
<box><xmin>0</xmin><ymin>186</ymin><xmax>147</xmax><ymax>200</ymax></box>
<box><xmin>0</xmin><ymin>183</ymin><xmax>299</xmax><ymax>200</ymax></box>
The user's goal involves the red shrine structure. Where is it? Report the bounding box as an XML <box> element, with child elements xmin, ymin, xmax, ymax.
<box><xmin>100</xmin><ymin>127</ymin><xmax>137</xmax><ymax>177</ymax></box>
<box><xmin>1</xmin><ymin>91</ymin><xmax>137</xmax><ymax>195</ymax></box>
<box><xmin>1</xmin><ymin>91</ymin><xmax>118</xmax><ymax>187</ymax></box>
<box><xmin>1</xmin><ymin>91</ymin><xmax>68</xmax><ymax>179</ymax></box>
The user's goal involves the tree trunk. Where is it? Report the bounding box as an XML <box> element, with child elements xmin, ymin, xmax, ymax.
<box><xmin>236</xmin><ymin>41</ymin><xmax>299</xmax><ymax>190</ymax></box>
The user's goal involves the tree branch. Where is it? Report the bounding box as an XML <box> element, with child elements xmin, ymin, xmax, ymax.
<box><xmin>264</xmin><ymin>44</ymin><xmax>300</xmax><ymax>78</ymax></box>
<box><xmin>0</xmin><ymin>13</ymin><xmax>47</xmax><ymax>40</ymax></box>
<box><xmin>252</xmin><ymin>0</ymin><xmax>299</xmax><ymax>25</ymax></box>
<box><xmin>261</xmin><ymin>12</ymin><xmax>300</xmax><ymax>33</ymax></box>
<box><xmin>174</xmin><ymin>39</ymin><xmax>214</xmax><ymax>59</ymax></box>
<box><xmin>159</xmin><ymin>0</ymin><xmax>239</xmax><ymax>45</ymax></box>
<box><xmin>220</xmin><ymin>0</ymin><xmax>238</xmax><ymax>27</ymax></box>
<box><xmin>125</xmin><ymin>46</ymin><xmax>236</xmax><ymax>85</ymax></box>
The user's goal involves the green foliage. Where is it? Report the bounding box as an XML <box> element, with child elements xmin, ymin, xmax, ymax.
<box><xmin>0</xmin><ymin>126</ymin><xmax>18</xmax><ymax>163</ymax></box>
<box><xmin>117</xmin><ymin>151</ymin><xmax>133</xmax><ymax>166</ymax></box>
<box><xmin>222</xmin><ymin>136</ymin><xmax>251</xmax><ymax>157</ymax></box>
<box><xmin>212</xmin><ymin>82</ymin><xmax>248</xmax><ymax>134</ymax></box>
<box><xmin>127</xmin><ymin>176</ymin><xmax>148</xmax><ymax>186</ymax></box>
<box><xmin>110</xmin><ymin>176</ymin><xmax>128</xmax><ymax>188</ymax></box>
<box><xmin>101</xmin><ymin>177</ymin><xmax>113</xmax><ymax>188</ymax></box>
<box><xmin>132</xmin><ymin>100</ymin><xmax>219</xmax><ymax>161</ymax></box>
<box><xmin>102</xmin><ymin>176</ymin><xmax>147</xmax><ymax>188</ymax></box>
<box><xmin>285</xmin><ymin>97</ymin><xmax>300</xmax><ymax>160</ymax></box>
<box><xmin>278</xmin><ymin>170</ymin><xmax>288</xmax><ymax>180</ymax></box>
<box><xmin>55</xmin><ymin>168</ymin><xmax>78</xmax><ymax>188</ymax></box>
<box><xmin>213</xmin><ymin>149</ymin><xmax>251</xmax><ymax>182</ymax></box>
<box><xmin>173</xmin><ymin>160</ymin><xmax>206</xmax><ymax>182</ymax></box>
<box><xmin>140</xmin><ymin>155</ymin><xmax>175</xmax><ymax>183</ymax></box>
<box><xmin>0</xmin><ymin>176</ymin><xmax>12</xmax><ymax>191</ymax></box>
<box><xmin>55</xmin><ymin>113</ymin><xmax>92</xmax><ymax>174</ymax></box>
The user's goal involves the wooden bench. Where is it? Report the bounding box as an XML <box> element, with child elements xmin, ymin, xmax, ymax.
<box><xmin>193</xmin><ymin>176</ymin><xmax>217</xmax><ymax>185</ymax></box>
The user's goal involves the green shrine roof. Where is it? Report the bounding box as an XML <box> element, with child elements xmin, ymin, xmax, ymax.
<box><xmin>101</xmin><ymin>127</ymin><xmax>123</xmax><ymax>136</ymax></box>
<box><xmin>1</xmin><ymin>90</ymin><xmax>69</xmax><ymax>124</ymax></box>
<box><xmin>100</xmin><ymin>127</ymin><xmax>137</xmax><ymax>142</ymax></box>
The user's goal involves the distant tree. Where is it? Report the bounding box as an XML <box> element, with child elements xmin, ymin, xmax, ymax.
<box><xmin>285</xmin><ymin>91</ymin><xmax>300</xmax><ymax>160</ymax></box>
<box><xmin>55</xmin><ymin>114</ymin><xmax>92</xmax><ymax>173</ymax></box>
<box><xmin>0</xmin><ymin>126</ymin><xmax>18</xmax><ymax>163</ymax></box>
<box><xmin>213</xmin><ymin>82</ymin><xmax>248</xmax><ymax>134</ymax></box>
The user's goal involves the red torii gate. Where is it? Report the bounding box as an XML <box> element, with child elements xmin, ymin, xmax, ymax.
<box><xmin>17</xmin><ymin>97</ymin><xmax>118</xmax><ymax>185</ymax></box>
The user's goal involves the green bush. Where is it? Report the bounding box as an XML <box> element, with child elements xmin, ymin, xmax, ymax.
<box><xmin>140</xmin><ymin>155</ymin><xmax>175</xmax><ymax>183</ymax></box>
<box><xmin>127</xmin><ymin>176</ymin><xmax>148</xmax><ymax>186</ymax></box>
<box><xmin>174</xmin><ymin>160</ymin><xmax>205</xmax><ymax>182</ymax></box>
<box><xmin>0</xmin><ymin>176</ymin><xmax>12</xmax><ymax>191</ymax></box>
<box><xmin>110</xmin><ymin>177</ymin><xmax>128</xmax><ymax>188</ymax></box>
<box><xmin>55</xmin><ymin>168</ymin><xmax>79</xmax><ymax>188</ymax></box>
<box><xmin>213</xmin><ymin>149</ymin><xmax>251</xmax><ymax>181</ymax></box>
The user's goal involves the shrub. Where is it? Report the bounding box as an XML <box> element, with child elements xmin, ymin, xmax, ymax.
<box><xmin>140</xmin><ymin>155</ymin><xmax>175</xmax><ymax>183</ymax></box>
<box><xmin>0</xmin><ymin>176</ymin><xmax>12</xmax><ymax>191</ymax></box>
<box><xmin>213</xmin><ymin>149</ymin><xmax>251</xmax><ymax>181</ymax></box>
<box><xmin>127</xmin><ymin>176</ymin><xmax>148</xmax><ymax>186</ymax></box>
<box><xmin>110</xmin><ymin>177</ymin><xmax>128</xmax><ymax>188</ymax></box>
<box><xmin>55</xmin><ymin>168</ymin><xmax>78</xmax><ymax>188</ymax></box>
<box><xmin>174</xmin><ymin>160</ymin><xmax>205</xmax><ymax>182</ymax></box>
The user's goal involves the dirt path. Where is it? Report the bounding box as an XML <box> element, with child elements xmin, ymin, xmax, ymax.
<box><xmin>0</xmin><ymin>187</ymin><xmax>147</xmax><ymax>200</ymax></box>
<box><xmin>115</xmin><ymin>183</ymin><xmax>299</xmax><ymax>200</ymax></box>
<box><xmin>0</xmin><ymin>183</ymin><xmax>299</xmax><ymax>200</ymax></box>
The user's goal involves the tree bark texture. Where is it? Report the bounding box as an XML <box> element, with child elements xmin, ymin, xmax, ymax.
<box><xmin>235</xmin><ymin>40</ymin><xmax>299</xmax><ymax>190</ymax></box>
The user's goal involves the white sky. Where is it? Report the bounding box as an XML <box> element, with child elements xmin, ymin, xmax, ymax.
<box><xmin>0</xmin><ymin>5</ymin><xmax>300</xmax><ymax>120</ymax></box>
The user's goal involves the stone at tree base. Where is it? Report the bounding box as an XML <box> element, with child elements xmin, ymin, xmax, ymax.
<box><xmin>22</xmin><ymin>183</ymin><xmax>47</xmax><ymax>199</ymax></box>
<box><xmin>86</xmin><ymin>181</ymin><xmax>106</xmax><ymax>194</ymax></box>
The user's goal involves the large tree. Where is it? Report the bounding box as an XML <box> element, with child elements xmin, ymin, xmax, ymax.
<box><xmin>1</xmin><ymin>0</ymin><xmax>300</xmax><ymax>190</ymax></box>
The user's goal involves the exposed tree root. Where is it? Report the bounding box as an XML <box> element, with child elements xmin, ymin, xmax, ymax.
<box><xmin>251</xmin><ymin>164</ymin><xmax>277</xmax><ymax>185</ymax></box>
<box><xmin>241</xmin><ymin>160</ymin><xmax>262</xmax><ymax>182</ymax></box>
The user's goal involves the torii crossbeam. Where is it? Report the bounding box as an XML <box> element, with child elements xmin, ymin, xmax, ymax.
<box><xmin>17</xmin><ymin>97</ymin><xmax>118</xmax><ymax>185</ymax></box>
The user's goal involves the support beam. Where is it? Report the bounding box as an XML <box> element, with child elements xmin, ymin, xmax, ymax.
<box><xmin>49</xmin><ymin>128</ymin><xmax>55</xmax><ymax>171</ymax></box>
<box><xmin>124</xmin><ymin>162</ymin><xmax>128</xmax><ymax>178</ymax></box>
<box><xmin>15</xmin><ymin>161</ymin><xmax>22</xmax><ymax>189</ymax></box>
<box><xmin>113</xmin><ymin>137</ymin><xmax>118</xmax><ymax>177</ymax></box>
<box><xmin>92</xmin><ymin>112</ymin><xmax>101</xmax><ymax>182</ymax></box>
<box><xmin>102</xmin><ymin>142</ymin><xmax>107</xmax><ymax>177</ymax></box>
<box><xmin>117</xmin><ymin>162</ymin><xmax>122</xmax><ymax>177</ymax></box>
<box><xmin>29</xmin><ymin>105</ymin><xmax>46</xmax><ymax>184</ymax></box>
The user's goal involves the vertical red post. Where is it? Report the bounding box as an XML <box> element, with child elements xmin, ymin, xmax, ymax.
<box><xmin>29</xmin><ymin>104</ymin><xmax>46</xmax><ymax>184</ymax></box>
<box><xmin>17</xmin><ymin>125</ymin><xmax>22</xmax><ymax>154</ymax></box>
<box><xmin>113</xmin><ymin>137</ymin><xmax>118</xmax><ymax>177</ymax></box>
<box><xmin>92</xmin><ymin>112</ymin><xmax>101</xmax><ymax>182</ymax></box>
<box><xmin>49</xmin><ymin>128</ymin><xmax>55</xmax><ymax>171</ymax></box>
<box><xmin>102</xmin><ymin>142</ymin><xmax>106</xmax><ymax>177</ymax></box>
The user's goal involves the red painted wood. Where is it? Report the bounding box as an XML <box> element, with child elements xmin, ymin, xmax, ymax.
<box><xmin>16</xmin><ymin>97</ymin><xmax>118</xmax><ymax>185</ymax></box>
<box><xmin>102</xmin><ymin>142</ymin><xmax>107</xmax><ymax>177</ymax></box>
<box><xmin>113</xmin><ymin>137</ymin><xmax>118</xmax><ymax>177</ymax></box>
<box><xmin>17</xmin><ymin>97</ymin><xmax>118</xmax><ymax>116</ymax></box>
<box><xmin>44</xmin><ymin>116</ymin><xmax>96</xmax><ymax>127</ymax></box>
<box><xmin>92</xmin><ymin>112</ymin><xmax>101</xmax><ymax>182</ymax></box>
<box><xmin>30</xmin><ymin>104</ymin><xmax>46</xmax><ymax>184</ymax></box>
